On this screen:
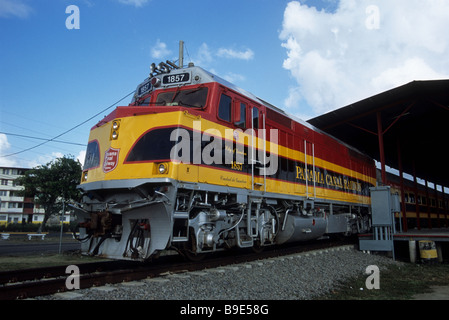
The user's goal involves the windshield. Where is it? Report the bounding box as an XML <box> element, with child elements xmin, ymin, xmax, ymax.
<box><xmin>156</xmin><ymin>87</ymin><xmax>208</xmax><ymax>108</ymax></box>
<box><xmin>83</xmin><ymin>140</ymin><xmax>100</xmax><ymax>170</ymax></box>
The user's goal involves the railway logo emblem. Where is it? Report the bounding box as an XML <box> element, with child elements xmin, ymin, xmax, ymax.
<box><xmin>103</xmin><ymin>147</ymin><xmax>120</xmax><ymax>173</ymax></box>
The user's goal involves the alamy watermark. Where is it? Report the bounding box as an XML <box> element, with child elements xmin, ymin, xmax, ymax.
<box><xmin>65</xmin><ymin>265</ymin><xmax>80</xmax><ymax>290</ymax></box>
<box><xmin>365</xmin><ymin>5</ymin><xmax>380</xmax><ymax>30</ymax></box>
<box><xmin>169</xmin><ymin>121</ymin><xmax>279</xmax><ymax>175</ymax></box>
<box><xmin>65</xmin><ymin>5</ymin><xmax>80</xmax><ymax>30</ymax></box>
<box><xmin>365</xmin><ymin>265</ymin><xmax>380</xmax><ymax>290</ymax></box>
<box><xmin>64</xmin><ymin>5</ymin><xmax>379</xmax><ymax>32</ymax></box>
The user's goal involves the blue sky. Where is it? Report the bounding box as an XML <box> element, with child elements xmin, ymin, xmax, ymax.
<box><xmin>1</xmin><ymin>0</ymin><xmax>448</xmax><ymax>169</ymax></box>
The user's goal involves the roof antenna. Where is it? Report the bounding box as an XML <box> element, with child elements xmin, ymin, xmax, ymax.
<box><xmin>179</xmin><ymin>40</ymin><xmax>184</xmax><ymax>68</ymax></box>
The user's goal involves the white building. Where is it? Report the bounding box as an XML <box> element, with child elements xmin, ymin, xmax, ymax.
<box><xmin>0</xmin><ymin>167</ymin><xmax>47</xmax><ymax>225</ymax></box>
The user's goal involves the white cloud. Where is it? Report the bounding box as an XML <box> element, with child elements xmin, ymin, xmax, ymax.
<box><xmin>221</xmin><ymin>72</ymin><xmax>246</xmax><ymax>84</ymax></box>
<box><xmin>0</xmin><ymin>134</ymin><xmax>16</xmax><ymax>167</ymax></box>
<box><xmin>150</xmin><ymin>40</ymin><xmax>172</xmax><ymax>59</ymax></box>
<box><xmin>194</xmin><ymin>43</ymin><xmax>214</xmax><ymax>66</ymax></box>
<box><xmin>0</xmin><ymin>134</ymin><xmax>11</xmax><ymax>153</ymax></box>
<box><xmin>77</xmin><ymin>150</ymin><xmax>86</xmax><ymax>167</ymax></box>
<box><xmin>188</xmin><ymin>43</ymin><xmax>248</xmax><ymax>85</ymax></box>
<box><xmin>0</xmin><ymin>0</ymin><xmax>32</xmax><ymax>19</ymax></box>
<box><xmin>371</xmin><ymin>57</ymin><xmax>445</xmax><ymax>92</ymax></box>
<box><xmin>217</xmin><ymin>48</ymin><xmax>254</xmax><ymax>60</ymax></box>
<box><xmin>280</xmin><ymin>0</ymin><xmax>449</xmax><ymax>118</ymax></box>
<box><xmin>118</xmin><ymin>0</ymin><xmax>150</xmax><ymax>7</ymax></box>
<box><xmin>26</xmin><ymin>152</ymin><xmax>64</xmax><ymax>169</ymax></box>
<box><xmin>193</xmin><ymin>44</ymin><xmax>255</xmax><ymax>66</ymax></box>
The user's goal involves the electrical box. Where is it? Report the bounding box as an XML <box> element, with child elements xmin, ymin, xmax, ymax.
<box><xmin>370</xmin><ymin>186</ymin><xmax>394</xmax><ymax>226</ymax></box>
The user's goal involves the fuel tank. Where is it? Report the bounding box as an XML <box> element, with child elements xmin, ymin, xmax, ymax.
<box><xmin>276</xmin><ymin>213</ymin><xmax>327</xmax><ymax>244</ymax></box>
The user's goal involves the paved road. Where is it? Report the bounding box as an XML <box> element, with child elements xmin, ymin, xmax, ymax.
<box><xmin>0</xmin><ymin>238</ymin><xmax>81</xmax><ymax>256</ymax></box>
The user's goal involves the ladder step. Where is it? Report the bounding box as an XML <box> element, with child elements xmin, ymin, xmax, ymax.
<box><xmin>239</xmin><ymin>240</ymin><xmax>254</xmax><ymax>248</ymax></box>
<box><xmin>172</xmin><ymin>211</ymin><xmax>189</xmax><ymax>242</ymax></box>
<box><xmin>174</xmin><ymin>211</ymin><xmax>189</xmax><ymax>218</ymax></box>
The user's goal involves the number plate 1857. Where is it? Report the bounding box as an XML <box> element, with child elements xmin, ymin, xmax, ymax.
<box><xmin>162</xmin><ymin>72</ymin><xmax>191</xmax><ymax>85</ymax></box>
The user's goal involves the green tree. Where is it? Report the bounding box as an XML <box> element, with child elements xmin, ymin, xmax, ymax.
<box><xmin>17</xmin><ymin>156</ymin><xmax>82</xmax><ymax>232</ymax></box>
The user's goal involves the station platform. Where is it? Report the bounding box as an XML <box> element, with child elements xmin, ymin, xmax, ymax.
<box><xmin>392</xmin><ymin>228</ymin><xmax>449</xmax><ymax>242</ymax></box>
<box><xmin>358</xmin><ymin>228</ymin><xmax>449</xmax><ymax>247</ymax></box>
<box><xmin>359</xmin><ymin>228</ymin><xmax>449</xmax><ymax>263</ymax></box>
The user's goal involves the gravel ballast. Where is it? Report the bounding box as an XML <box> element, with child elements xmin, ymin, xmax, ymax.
<box><xmin>37</xmin><ymin>246</ymin><xmax>400</xmax><ymax>300</ymax></box>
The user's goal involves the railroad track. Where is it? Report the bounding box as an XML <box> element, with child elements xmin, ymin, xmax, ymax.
<box><xmin>0</xmin><ymin>238</ymin><xmax>353</xmax><ymax>300</ymax></box>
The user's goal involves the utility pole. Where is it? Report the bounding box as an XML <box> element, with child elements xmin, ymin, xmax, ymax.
<box><xmin>58</xmin><ymin>200</ymin><xmax>65</xmax><ymax>254</ymax></box>
<box><xmin>179</xmin><ymin>40</ymin><xmax>184</xmax><ymax>68</ymax></box>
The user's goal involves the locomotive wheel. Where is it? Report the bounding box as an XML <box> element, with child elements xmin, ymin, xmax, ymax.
<box><xmin>182</xmin><ymin>248</ymin><xmax>206</xmax><ymax>261</ymax></box>
<box><xmin>252</xmin><ymin>241</ymin><xmax>264</xmax><ymax>253</ymax></box>
<box><xmin>181</xmin><ymin>232</ymin><xmax>206</xmax><ymax>261</ymax></box>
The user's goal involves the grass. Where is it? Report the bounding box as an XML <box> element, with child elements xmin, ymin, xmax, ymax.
<box><xmin>0</xmin><ymin>234</ymin><xmax>107</xmax><ymax>271</ymax></box>
<box><xmin>321</xmin><ymin>262</ymin><xmax>449</xmax><ymax>300</ymax></box>
<box><xmin>0</xmin><ymin>253</ymin><xmax>107</xmax><ymax>271</ymax></box>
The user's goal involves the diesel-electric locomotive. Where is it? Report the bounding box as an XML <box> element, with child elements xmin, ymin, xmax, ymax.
<box><xmin>74</xmin><ymin>61</ymin><xmax>377</xmax><ymax>261</ymax></box>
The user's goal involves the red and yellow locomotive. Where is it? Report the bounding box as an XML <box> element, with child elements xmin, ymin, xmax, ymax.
<box><xmin>75</xmin><ymin>61</ymin><xmax>376</xmax><ymax>261</ymax></box>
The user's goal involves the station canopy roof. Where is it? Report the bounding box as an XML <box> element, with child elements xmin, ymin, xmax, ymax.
<box><xmin>308</xmin><ymin>79</ymin><xmax>449</xmax><ymax>188</ymax></box>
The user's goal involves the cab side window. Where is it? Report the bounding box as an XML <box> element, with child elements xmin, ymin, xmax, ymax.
<box><xmin>218</xmin><ymin>93</ymin><xmax>232</xmax><ymax>122</ymax></box>
<box><xmin>252</xmin><ymin>107</ymin><xmax>259</xmax><ymax>129</ymax></box>
<box><xmin>235</xmin><ymin>102</ymin><xmax>247</xmax><ymax>128</ymax></box>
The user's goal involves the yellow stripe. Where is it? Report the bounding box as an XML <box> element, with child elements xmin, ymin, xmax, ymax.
<box><xmin>175</xmin><ymin>162</ymin><xmax>371</xmax><ymax>205</ymax></box>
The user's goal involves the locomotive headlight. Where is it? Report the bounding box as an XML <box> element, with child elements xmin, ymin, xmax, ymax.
<box><xmin>82</xmin><ymin>170</ymin><xmax>88</xmax><ymax>182</ymax></box>
<box><xmin>158</xmin><ymin>163</ymin><xmax>168</xmax><ymax>174</ymax></box>
<box><xmin>110</xmin><ymin>120</ymin><xmax>121</xmax><ymax>140</ymax></box>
